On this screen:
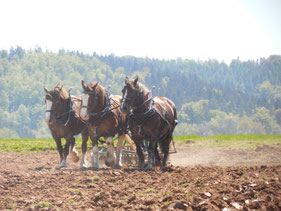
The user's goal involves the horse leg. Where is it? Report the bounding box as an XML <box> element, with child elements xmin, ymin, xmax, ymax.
<box><xmin>90</xmin><ymin>137</ymin><xmax>99</xmax><ymax>170</ymax></box>
<box><xmin>53</xmin><ymin>135</ymin><xmax>64</xmax><ymax>169</ymax></box>
<box><xmin>58</xmin><ymin>136</ymin><xmax>73</xmax><ymax>169</ymax></box>
<box><xmin>154</xmin><ymin>144</ymin><xmax>162</xmax><ymax>167</ymax></box>
<box><xmin>79</xmin><ymin>131</ymin><xmax>89</xmax><ymax>169</ymax></box>
<box><xmin>135</xmin><ymin>140</ymin><xmax>145</xmax><ymax>170</ymax></box>
<box><xmin>161</xmin><ymin>135</ymin><xmax>172</xmax><ymax>171</ymax></box>
<box><xmin>146</xmin><ymin>140</ymin><xmax>157</xmax><ymax>170</ymax></box>
<box><xmin>114</xmin><ymin>134</ymin><xmax>125</xmax><ymax>169</ymax></box>
<box><xmin>105</xmin><ymin>137</ymin><xmax>115</xmax><ymax>168</ymax></box>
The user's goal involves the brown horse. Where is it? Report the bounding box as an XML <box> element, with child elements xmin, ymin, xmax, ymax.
<box><xmin>80</xmin><ymin>80</ymin><xmax>135</xmax><ymax>169</ymax></box>
<box><xmin>120</xmin><ymin>77</ymin><xmax>177</xmax><ymax>170</ymax></box>
<box><xmin>44</xmin><ymin>84</ymin><xmax>90</xmax><ymax>169</ymax></box>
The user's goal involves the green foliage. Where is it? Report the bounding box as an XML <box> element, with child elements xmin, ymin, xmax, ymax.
<box><xmin>0</xmin><ymin>128</ymin><xmax>19</xmax><ymax>138</ymax></box>
<box><xmin>0</xmin><ymin>47</ymin><xmax>281</xmax><ymax>137</ymax></box>
<box><xmin>0</xmin><ymin>138</ymin><xmax>57</xmax><ymax>153</ymax></box>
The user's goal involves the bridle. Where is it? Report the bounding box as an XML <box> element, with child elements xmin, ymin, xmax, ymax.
<box><xmin>45</xmin><ymin>86</ymin><xmax>63</xmax><ymax>113</ymax></box>
<box><xmin>122</xmin><ymin>86</ymin><xmax>152</xmax><ymax>113</ymax></box>
<box><xmin>121</xmin><ymin>86</ymin><xmax>139</xmax><ymax>108</ymax></box>
<box><xmin>45</xmin><ymin>88</ymin><xmax>74</xmax><ymax>126</ymax></box>
<box><xmin>45</xmin><ymin>95</ymin><xmax>61</xmax><ymax>113</ymax></box>
<box><xmin>81</xmin><ymin>90</ymin><xmax>99</xmax><ymax>110</ymax></box>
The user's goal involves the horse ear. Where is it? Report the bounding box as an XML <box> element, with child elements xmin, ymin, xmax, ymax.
<box><xmin>134</xmin><ymin>77</ymin><xmax>138</xmax><ymax>86</ymax></box>
<box><xmin>81</xmin><ymin>80</ymin><xmax>86</xmax><ymax>90</ymax></box>
<box><xmin>146</xmin><ymin>92</ymin><xmax>150</xmax><ymax>98</ymax></box>
<box><xmin>43</xmin><ymin>86</ymin><xmax>49</xmax><ymax>93</ymax></box>
<box><xmin>93</xmin><ymin>82</ymin><xmax>99</xmax><ymax>90</ymax></box>
<box><xmin>125</xmin><ymin>76</ymin><xmax>129</xmax><ymax>84</ymax></box>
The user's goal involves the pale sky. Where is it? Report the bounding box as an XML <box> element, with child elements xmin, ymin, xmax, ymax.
<box><xmin>0</xmin><ymin>0</ymin><xmax>280</xmax><ymax>63</ymax></box>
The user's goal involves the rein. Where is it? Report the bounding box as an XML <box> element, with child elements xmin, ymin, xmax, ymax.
<box><xmin>131</xmin><ymin>96</ymin><xmax>153</xmax><ymax>113</ymax></box>
<box><xmin>85</xmin><ymin>89</ymin><xmax>124</xmax><ymax>137</ymax></box>
<box><xmin>86</xmin><ymin>90</ymin><xmax>118</xmax><ymax>122</ymax></box>
<box><xmin>55</xmin><ymin>97</ymin><xmax>75</xmax><ymax>126</ymax></box>
<box><xmin>125</xmin><ymin>90</ymin><xmax>172</xmax><ymax>139</ymax></box>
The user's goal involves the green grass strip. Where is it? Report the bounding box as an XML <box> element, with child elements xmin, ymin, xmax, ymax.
<box><xmin>0</xmin><ymin>135</ymin><xmax>281</xmax><ymax>152</ymax></box>
<box><xmin>175</xmin><ymin>135</ymin><xmax>281</xmax><ymax>148</ymax></box>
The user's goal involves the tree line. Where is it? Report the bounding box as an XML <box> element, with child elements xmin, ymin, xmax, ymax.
<box><xmin>0</xmin><ymin>46</ymin><xmax>280</xmax><ymax>138</ymax></box>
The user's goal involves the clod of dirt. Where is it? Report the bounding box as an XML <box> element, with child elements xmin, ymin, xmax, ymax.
<box><xmin>168</xmin><ymin>202</ymin><xmax>188</xmax><ymax>210</ymax></box>
<box><xmin>185</xmin><ymin>140</ymin><xmax>195</xmax><ymax>144</ymax></box>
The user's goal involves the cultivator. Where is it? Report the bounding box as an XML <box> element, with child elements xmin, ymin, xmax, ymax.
<box><xmin>97</xmin><ymin>144</ymin><xmax>138</xmax><ymax>166</ymax></box>
<box><xmin>75</xmin><ymin>138</ymin><xmax>177</xmax><ymax>167</ymax></box>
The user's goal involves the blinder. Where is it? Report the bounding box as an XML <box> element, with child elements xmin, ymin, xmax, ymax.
<box><xmin>121</xmin><ymin>86</ymin><xmax>141</xmax><ymax>110</ymax></box>
<box><xmin>122</xmin><ymin>86</ymin><xmax>150</xmax><ymax>112</ymax></box>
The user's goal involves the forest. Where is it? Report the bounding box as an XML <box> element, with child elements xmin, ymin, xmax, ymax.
<box><xmin>0</xmin><ymin>46</ymin><xmax>280</xmax><ymax>138</ymax></box>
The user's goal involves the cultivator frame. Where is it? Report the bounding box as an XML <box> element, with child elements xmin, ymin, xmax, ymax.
<box><xmin>77</xmin><ymin>137</ymin><xmax>177</xmax><ymax>166</ymax></box>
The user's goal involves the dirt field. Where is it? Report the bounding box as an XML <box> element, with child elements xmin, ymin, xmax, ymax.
<box><xmin>0</xmin><ymin>143</ymin><xmax>281</xmax><ymax>210</ymax></box>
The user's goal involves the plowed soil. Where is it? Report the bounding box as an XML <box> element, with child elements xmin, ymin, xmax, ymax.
<box><xmin>0</xmin><ymin>144</ymin><xmax>281</xmax><ymax>210</ymax></box>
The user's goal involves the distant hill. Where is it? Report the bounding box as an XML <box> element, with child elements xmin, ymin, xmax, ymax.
<box><xmin>0</xmin><ymin>47</ymin><xmax>280</xmax><ymax>138</ymax></box>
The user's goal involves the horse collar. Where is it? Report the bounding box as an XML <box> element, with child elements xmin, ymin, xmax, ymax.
<box><xmin>131</xmin><ymin>96</ymin><xmax>153</xmax><ymax>114</ymax></box>
<box><xmin>87</xmin><ymin>90</ymin><xmax>112</xmax><ymax>124</ymax></box>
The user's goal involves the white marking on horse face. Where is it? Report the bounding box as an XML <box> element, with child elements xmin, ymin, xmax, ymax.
<box><xmin>80</xmin><ymin>93</ymin><xmax>89</xmax><ymax>120</ymax></box>
<box><xmin>121</xmin><ymin>89</ymin><xmax>127</xmax><ymax>109</ymax></box>
<box><xmin>45</xmin><ymin>100</ymin><xmax>52</xmax><ymax>123</ymax></box>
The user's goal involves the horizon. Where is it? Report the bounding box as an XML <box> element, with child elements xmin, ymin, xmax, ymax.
<box><xmin>3</xmin><ymin>45</ymin><xmax>280</xmax><ymax>65</ymax></box>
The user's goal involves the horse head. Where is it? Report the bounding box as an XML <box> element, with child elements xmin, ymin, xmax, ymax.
<box><xmin>44</xmin><ymin>84</ymin><xmax>69</xmax><ymax>124</ymax></box>
<box><xmin>80</xmin><ymin>80</ymin><xmax>105</xmax><ymax>120</ymax></box>
<box><xmin>121</xmin><ymin>76</ymin><xmax>150</xmax><ymax>113</ymax></box>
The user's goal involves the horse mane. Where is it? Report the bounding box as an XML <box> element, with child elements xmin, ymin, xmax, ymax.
<box><xmin>136</xmin><ymin>81</ymin><xmax>150</xmax><ymax>99</ymax></box>
<box><xmin>52</xmin><ymin>85</ymin><xmax>69</xmax><ymax>100</ymax></box>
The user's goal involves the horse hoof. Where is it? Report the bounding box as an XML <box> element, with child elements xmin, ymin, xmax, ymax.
<box><xmin>161</xmin><ymin>166</ymin><xmax>173</xmax><ymax>172</ymax></box>
<box><xmin>56</xmin><ymin>165</ymin><xmax>68</xmax><ymax>170</ymax></box>
<box><xmin>113</xmin><ymin>164</ymin><xmax>122</xmax><ymax>169</ymax></box>
<box><xmin>144</xmin><ymin>165</ymin><xmax>154</xmax><ymax>171</ymax></box>
<box><xmin>138</xmin><ymin>163</ymin><xmax>146</xmax><ymax>171</ymax></box>
<box><xmin>105</xmin><ymin>160</ymin><xmax>115</xmax><ymax>168</ymax></box>
<box><xmin>90</xmin><ymin>166</ymin><xmax>99</xmax><ymax>171</ymax></box>
<box><xmin>80</xmin><ymin>166</ymin><xmax>87</xmax><ymax>170</ymax></box>
<box><xmin>155</xmin><ymin>161</ymin><xmax>161</xmax><ymax>167</ymax></box>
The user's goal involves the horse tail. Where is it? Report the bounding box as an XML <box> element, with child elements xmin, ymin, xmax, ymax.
<box><xmin>164</xmin><ymin>97</ymin><xmax>178</xmax><ymax>131</ymax></box>
<box><xmin>173</xmin><ymin>106</ymin><xmax>178</xmax><ymax>127</ymax></box>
